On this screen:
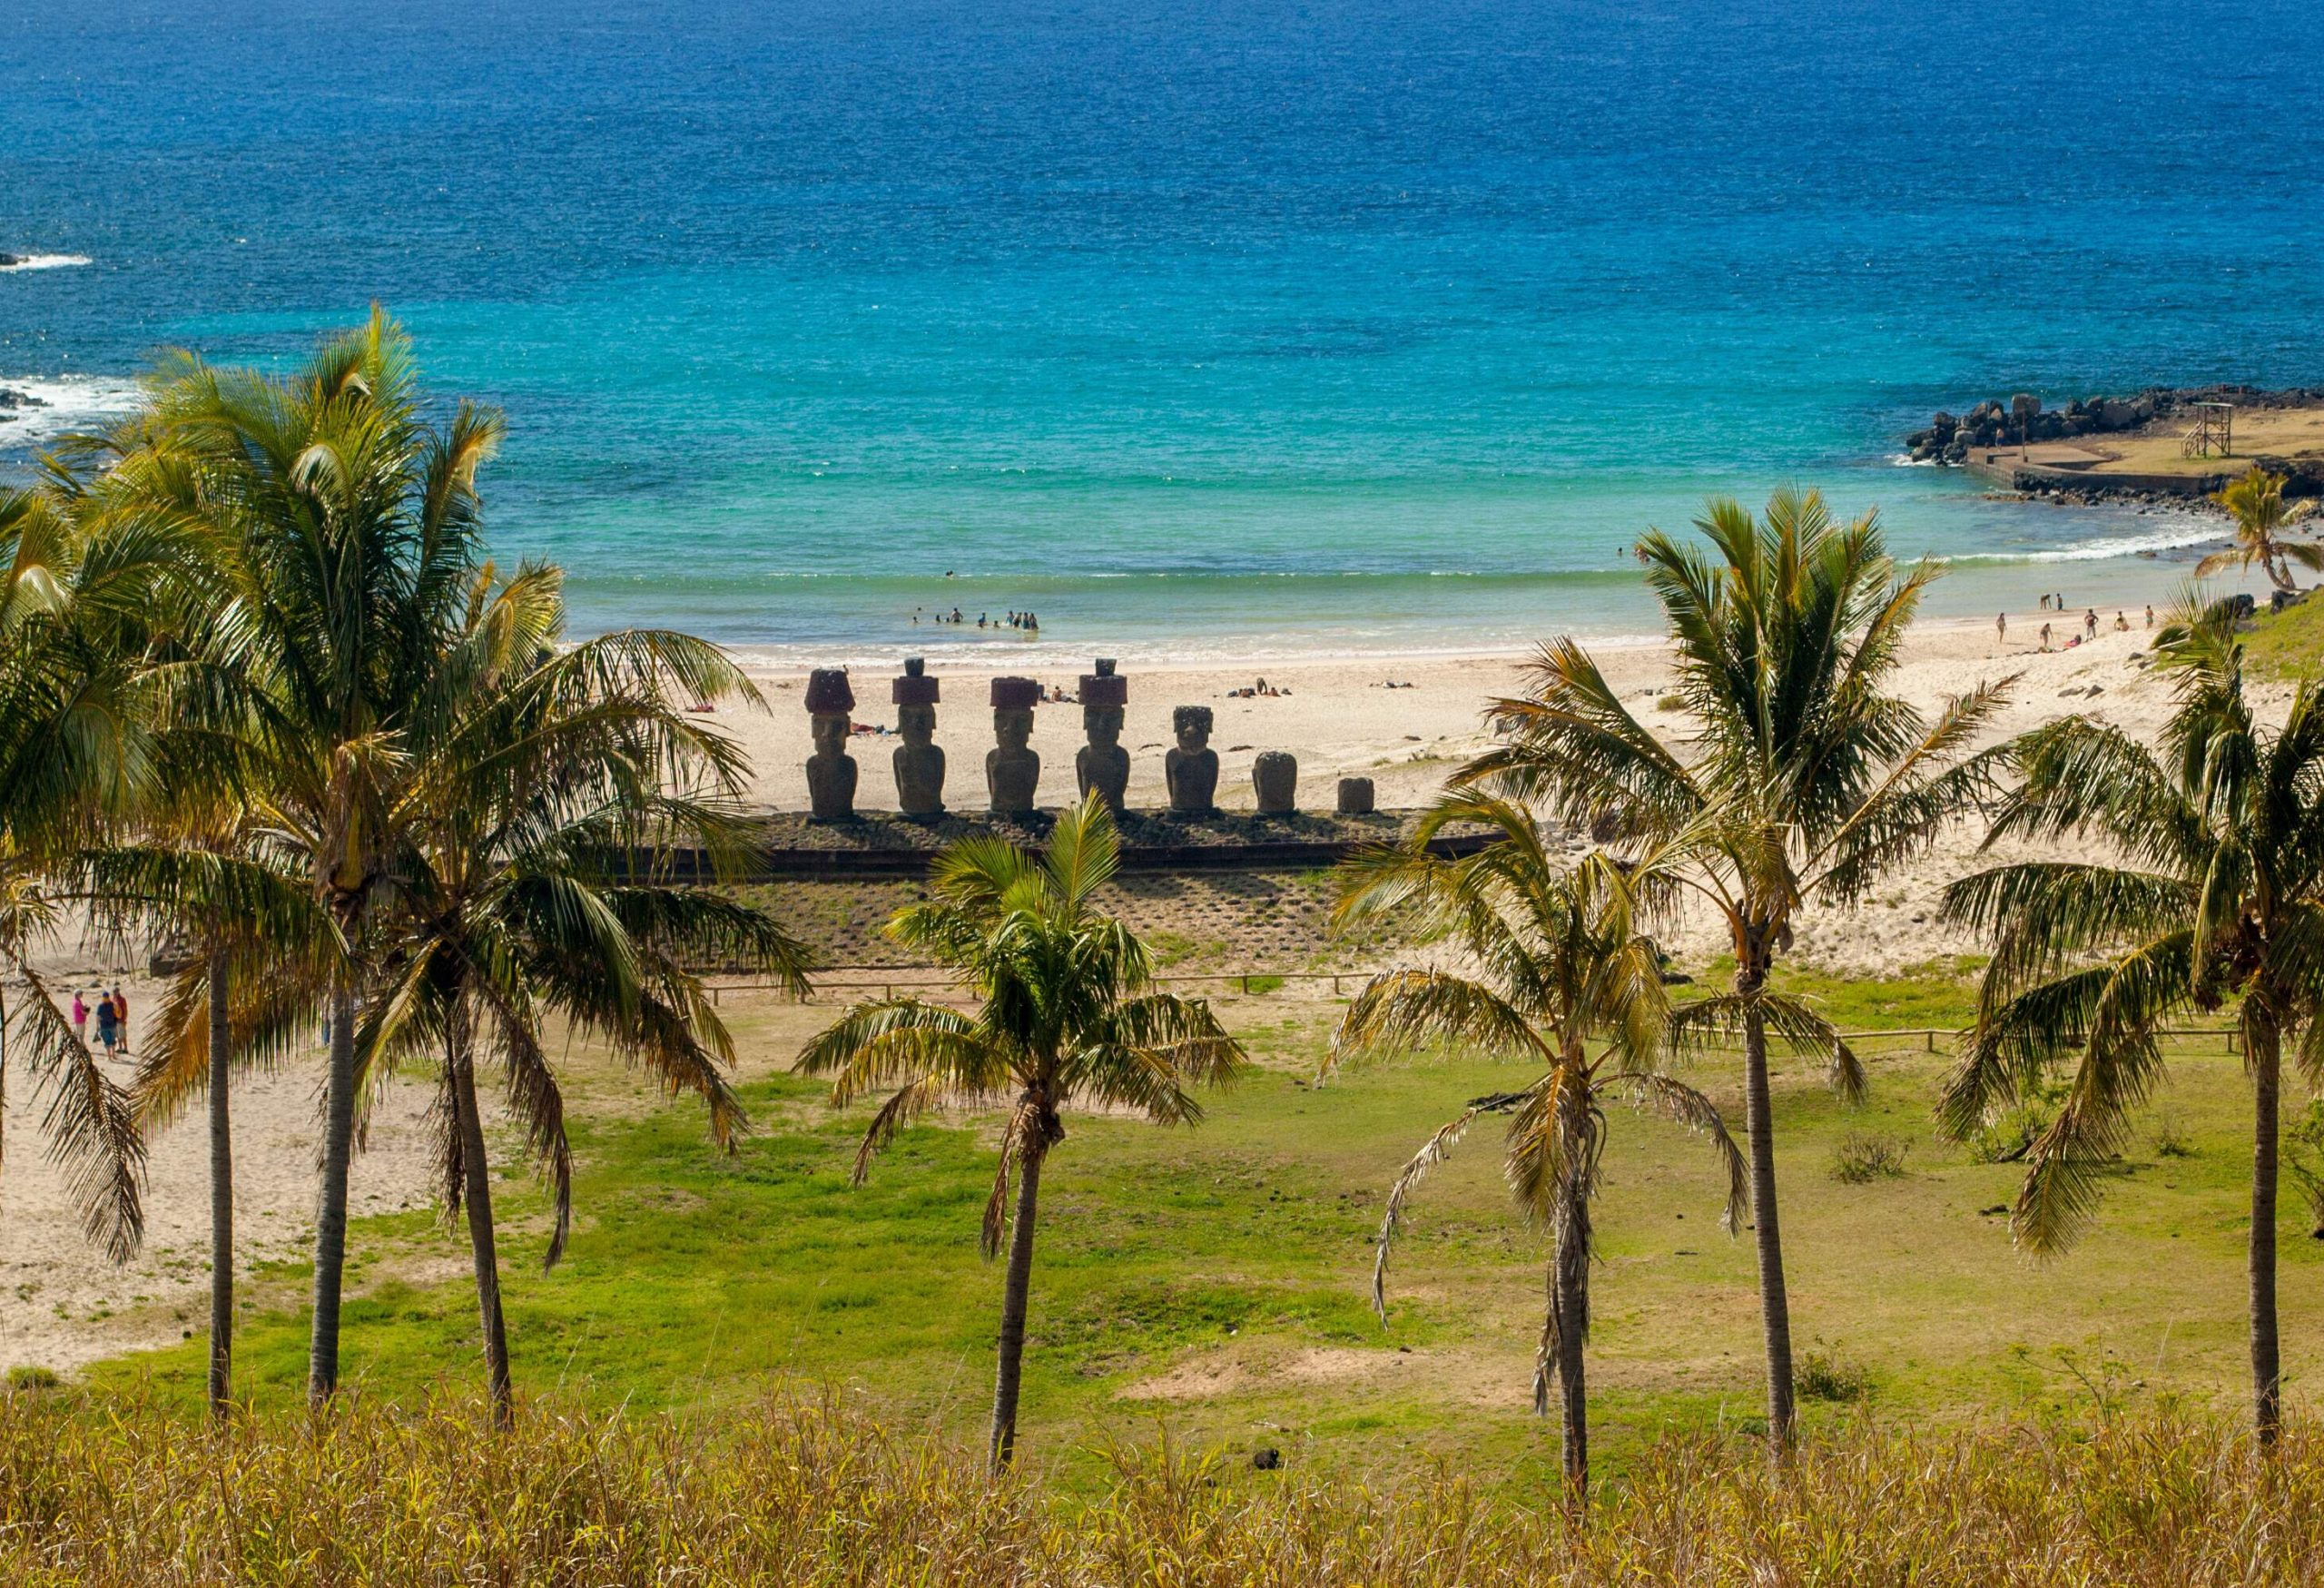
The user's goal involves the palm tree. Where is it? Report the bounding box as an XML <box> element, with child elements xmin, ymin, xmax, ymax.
<box><xmin>0</xmin><ymin>478</ymin><xmax>196</xmax><ymax>1263</ymax></box>
<box><xmin>60</xmin><ymin>313</ymin><xmax>501</xmax><ymax>1404</ymax></box>
<box><xmin>1330</xmin><ymin>794</ymin><xmax>1745</xmax><ymax>1494</ymax></box>
<box><xmin>1939</xmin><ymin>595</ymin><xmax>2324</xmax><ymax>1445</ymax></box>
<box><xmin>359</xmin><ymin>560</ymin><xmax>812</xmax><ymax>1425</ymax></box>
<box><xmin>795</xmin><ymin>794</ymin><xmax>1245</xmax><ymax>1469</ymax></box>
<box><xmin>1455</xmin><ymin>489</ymin><xmax>2011</xmax><ymax>1448</ymax></box>
<box><xmin>2198</xmin><ymin>467</ymin><xmax>2320</xmax><ymax>595</ymax></box>
<box><xmin>93</xmin><ymin>837</ymin><xmax>320</xmax><ymax>1418</ymax></box>
<box><xmin>93</xmin><ymin>315</ymin><xmax>808</xmax><ymax>1413</ymax></box>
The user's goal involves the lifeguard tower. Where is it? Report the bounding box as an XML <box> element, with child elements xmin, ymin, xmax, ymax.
<box><xmin>2182</xmin><ymin>401</ymin><xmax>2233</xmax><ymax>459</ymax></box>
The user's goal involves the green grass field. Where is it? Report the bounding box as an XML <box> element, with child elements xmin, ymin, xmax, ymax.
<box><xmin>2243</xmin><ymin>587</ymin><xmax>2324</xmax><ymax>679</ymax></box>
<box><xmin>82</xmin><ymin>962</ymin><xmax>2322</xmax><ymax>1488</ymax></box>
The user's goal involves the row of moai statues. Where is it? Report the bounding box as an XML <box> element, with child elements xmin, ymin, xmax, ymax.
<box><xmin>802</xmin><ymin>658</ymin><xmax>1377</xmax><ymax>821</ymax></box>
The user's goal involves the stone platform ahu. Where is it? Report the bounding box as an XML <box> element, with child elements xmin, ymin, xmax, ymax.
<box><xmin>788</xmin><ymin>656</ymin><xmax>1385</xmax><ymax>826</ymax></box>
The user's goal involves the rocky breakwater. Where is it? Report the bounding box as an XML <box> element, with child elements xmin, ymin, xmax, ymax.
<box><xmin>1905</xmin><ymin>384</ymin><xmax>2324</xmax><ymax>496</ymax></box>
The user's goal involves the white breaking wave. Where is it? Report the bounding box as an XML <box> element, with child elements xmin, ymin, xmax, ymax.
<box><xmin>1945</xmin><ymin>512</ymin><xmax>2225</xmax><ymax>567</ymax></box>
<box><xmin>0</xmin><ymin>253</ymin><xmax>94</xmax><ymax>272</ymax></box>
<box><xmin>0</xmin><ymin>375</ymin><xmax>143</xmax><ymax>449</ymax></box>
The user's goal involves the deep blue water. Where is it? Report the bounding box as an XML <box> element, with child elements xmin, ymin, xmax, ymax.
<box><xmin>4</xmin><ymin>0</ymin><xmax>2320</xmax><ymax>660</ymax></box>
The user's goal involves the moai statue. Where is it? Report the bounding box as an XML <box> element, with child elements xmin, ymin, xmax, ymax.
<box><xmin>803</xmin><ymin>668</ymin><xmax>858</xmax><ymax>822</ymax></box>
<box><xmin>987</xmin><ymin>676</ymin><xmax>1041</xmax><ymax>817</ymax></box>
<box><xmin>891</xmin><ymin>656</ymin><xmax>945</xmax><ymax>819</ymax></box>
<box><xmin>1335</xmin><ymin>775</ymin><xmax>1376</xmax><ymax>816</ymax></box>
<box><xmin>1165</xmin><ymin>705</ymin><xmax>1219</xmax><ymax>816</ymax></box>
<box><xmin>1075</xmin><ymin>658</ymin><xmax>1130</xmax><ymax>812</ymax></box>
<box><xmin>1252</xmin><ymin>751</ymin><xmax>1297</xmax><ymax>815</ymax></box>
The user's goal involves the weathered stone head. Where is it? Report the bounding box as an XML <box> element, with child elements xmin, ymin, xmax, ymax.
<box><xmin>803</xmin><ymin>668</ymin><xmax>858</xmax><ymax>822</ymax></box>
<box><xmin>1252</xmin><ymin>750</ymin><xmax>1297</xmax><ymax>815</ymax></box>
<box><xmin>987</xmin><ymin>676</ymin><xmax>1041</xmax><ymax>815</ymax></box>
<box><xmin>891</xmin><ymin>657</ymin><xmax>945</xmax><ymax>818</ymax></box>
<box><xmin>1076</xmin><ymin>659</ymin><xmax>1130</xmax><ymax>811</ymax></box>
<box><xmin>1165</xmin><ymin>704</ymin><xmax>1219</xmax><ymax>815</ymax></box>
<box><xmin>1173</xmin><ymin>704</ymin><xmax>1213</xmax><ymax>755</ymax></box>
<box><xmin>1082</xmin><ymin>661</ymin><xmax>1128</xmax><ymax>744</ymax></box>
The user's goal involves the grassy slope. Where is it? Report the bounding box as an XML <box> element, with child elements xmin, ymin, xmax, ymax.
<box><xmin>2242</xmin><ymin>590</ymin><xmax>2324</xmax><ymax>679</ymax></box>
<box><xmin>82</xmin><ymin>965</ymin><xmax>2320</xmax><ymax>1487</ymax></box>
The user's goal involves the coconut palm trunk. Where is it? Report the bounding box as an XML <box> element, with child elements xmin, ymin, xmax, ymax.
<box><xmin>1738</xmin><ymin>960</ymin><xmax>1796</xmax><ymax>1450</ymax></box>
<box><xmin>2249</xmin><ymin>1007</ymin><xmax>2282</xmax><ymax>1444</ymax></box>
<box><xmin>1550</xmin><ymin>1185</ymin><xmax>1590</xmax><ymax>1494</ymax></box>
<box><xmin>206</xmin><ymin>950</ymin><xmax>232</xmax><ymax>1417</ymax></box>
<box><xmin>990</xmin><ymin>1139</ymin><xmax>1046</xmax><ymax>1471</ymax></box>
<box><xmin>448</xmin><ymin>1006</ymin><xmax>514</xmax><ymax>1427</ymax></box>
<box><xmin>309</xmin><ymin>981</ymin><xmax>359</xmax><ymax>1406</ymax></box>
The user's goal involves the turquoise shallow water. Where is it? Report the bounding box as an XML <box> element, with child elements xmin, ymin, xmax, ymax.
<box><xmin>3</xmin><ymin>0</ymin><xmax>2319</xmax><ymax>660</ymax></box>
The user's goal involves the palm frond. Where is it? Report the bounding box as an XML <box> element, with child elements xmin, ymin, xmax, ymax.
<box><xmin>1371</xmin><ymin>1106</ymin><xmax>1490</xmax><ymax>1325</ymax></box>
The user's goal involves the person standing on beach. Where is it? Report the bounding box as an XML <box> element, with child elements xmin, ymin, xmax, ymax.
<box><xmin>2040</xmin><ymin>621</ymin><xmax>2053</xmax><ymax>653</ymax></box>
<box><xmin>94</xmin><ymin>991</ymin><xmax>118</xmax><ymax>1057</ymax></box>
<box><xmin>71</xmin><ymin>989</ymin><xmax>88</xmax><ymax>1044</ymax></box>
<box><xmin>110</xmin><ymin>986</ymin><xmax>129</xmax><ymax>1056</ymax></box>
<box><xmin>2083</xmin><ymin>608</ymin><xmax>2098</xmax><ymax>641</ymax></box>
<box><xmin>1995</xmin><ymin>612</ymin><xmax>2007</xmax><ymax>645</ymax></box>
<box><xmin>2146</xmin><ymin>604</ymin><xmax>2155</xmax><ymax>628</ymax></box>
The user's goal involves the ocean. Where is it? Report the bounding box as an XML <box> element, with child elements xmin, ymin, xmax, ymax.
<box><xmin>4</xmin><ymin>0</ymin><xmax>2320</xmax><ymax>664</ymax></box>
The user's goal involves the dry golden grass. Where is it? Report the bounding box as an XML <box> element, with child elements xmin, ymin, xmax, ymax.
<box><xmin>2061</xmin><ymin>406</ymin><xmax>2324</xmax><ymax>477</ymax></box>
<box><xmin>3</xmin><ymin>1389</ymin><xmax>2320</xmax><ymax>1585</ymax></box>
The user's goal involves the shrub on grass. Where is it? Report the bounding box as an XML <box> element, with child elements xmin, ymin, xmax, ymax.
<box><xmin>2152</xmin><ymin>1114</ymin><xmax>2197</xmax><ymax>1159</ymax></box>
<box><xmin>1829</xmin><ymin>1130</ymin><xmax>1910</xmax><ymax>1183</ymax></box>
<box><xmin>1964</xmin><ymin>1077</ymin><xmax>2069</xmax><ymax>1164</ymax></box>
<box><xmin>1794</xmin><ymin>1337</ymin><xmax>1872</xmax><ymax>1402</ymax></box>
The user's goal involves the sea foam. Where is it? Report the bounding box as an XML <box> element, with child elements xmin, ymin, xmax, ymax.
<box><xmin>0</xmin><ymin>375</ymin><xmax>143</xmax><ymax>449</ymax></box>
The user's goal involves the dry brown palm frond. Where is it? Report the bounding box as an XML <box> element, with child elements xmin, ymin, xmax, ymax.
<box><xmin>1371</xmin><ymin>1105</ymin><xmax>1492</xmax><ymax>1325</ymax></box>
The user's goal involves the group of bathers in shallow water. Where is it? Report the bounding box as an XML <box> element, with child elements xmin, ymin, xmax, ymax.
<box><xmin>915</xmin><ymin>607</ymin><xmax>1040</xmax><ymax>630</ymax></box>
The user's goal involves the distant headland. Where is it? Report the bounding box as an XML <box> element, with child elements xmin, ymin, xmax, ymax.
<box><xmin>1903</xmin><ymin>385</ymin><xmax>2324</xmax><ymax>505</ymax></box>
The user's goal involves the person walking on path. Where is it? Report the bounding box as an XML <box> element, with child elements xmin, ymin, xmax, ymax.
<box><xmin>94</xmin><ymin>991</ymin><xmax>118</xmax><ymax>1058</ymax></box>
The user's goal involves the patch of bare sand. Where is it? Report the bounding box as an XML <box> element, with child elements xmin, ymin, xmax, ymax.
<box><xmin>1118</xmin><ymin>1343</ymin><xmax>1534</xmax><ymax>1409</ymax></box>
<box><xmin>1</xmin><ymin>971</ymin><xmax>442</xmax><ymax>1377</ymax></box>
